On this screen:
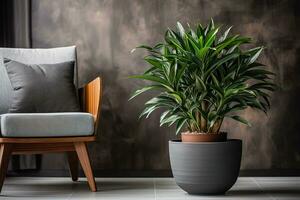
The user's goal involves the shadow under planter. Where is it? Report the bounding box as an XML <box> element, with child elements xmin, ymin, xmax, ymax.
<box><xmin>169</xmin><ymin>139</ymin><xmax>242</xmax><ymax>195</ymax></box>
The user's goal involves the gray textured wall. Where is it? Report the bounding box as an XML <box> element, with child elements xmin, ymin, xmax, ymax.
<box><xmin>31</xmin><ymin>0</ymin><xmax>300</xmax><ymax>173</ymax></box>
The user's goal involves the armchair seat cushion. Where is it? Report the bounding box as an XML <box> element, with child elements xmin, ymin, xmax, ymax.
<box><xmin>0</xmin><ymin>113</ymin><xmax>94</xmax><ymax>137</ymax></box>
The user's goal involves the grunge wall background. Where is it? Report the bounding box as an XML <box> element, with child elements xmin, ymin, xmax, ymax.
<box><xmin>31</xmin><ymin>0</ymin><xmax>300</xmax><ymax>175</ymax></box>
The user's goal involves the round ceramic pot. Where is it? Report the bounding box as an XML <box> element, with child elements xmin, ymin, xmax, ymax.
<box><xmin>169</xmin><ymin>139</ymin><xmax>242</xmax><ymax>195</ymax></box>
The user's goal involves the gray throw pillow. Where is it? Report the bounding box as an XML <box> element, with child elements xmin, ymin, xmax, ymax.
<box><xmin>4</xmin><ymin>59</ymin><xmax>80</xmax><ymax>113</ymax></box>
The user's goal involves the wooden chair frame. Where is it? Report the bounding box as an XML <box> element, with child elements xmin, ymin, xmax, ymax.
<box><xmin>0</xmin><ymin>77</ymin><xmax>103</xmax><ymax>192</ymax></box>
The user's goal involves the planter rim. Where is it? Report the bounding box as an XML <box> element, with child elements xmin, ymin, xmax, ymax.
<box><xmin>169</xmin><ymin>139</ymin><xmax>242</xmax><ymax>145</ymax></box>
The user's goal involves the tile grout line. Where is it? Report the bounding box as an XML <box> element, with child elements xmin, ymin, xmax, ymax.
<box><xmin>252</xmin><ymin>177</ymin><xmax>276</xmax><ymax>200</ymax></box>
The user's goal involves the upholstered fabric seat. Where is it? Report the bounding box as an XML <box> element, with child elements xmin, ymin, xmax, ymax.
<box><xmin>0</xmin><ymin>113</ymin><xmax>94</xmax><ymax>137</ymax></box>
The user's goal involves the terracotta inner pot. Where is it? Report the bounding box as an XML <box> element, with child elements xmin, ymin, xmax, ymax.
<box><xmin>181</xmin><ymin>132</ymin><xmax>227</xmax><ymax>142</ymax></box>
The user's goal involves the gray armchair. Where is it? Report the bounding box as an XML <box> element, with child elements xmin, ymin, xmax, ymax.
<box><xmin>0</xmin><ymin>46</ymin><xmax>102</xmax><ymax>192</ymax></box>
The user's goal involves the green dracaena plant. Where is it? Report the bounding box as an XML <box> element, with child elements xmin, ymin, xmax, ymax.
<box><xmin>129</xmin><ymin>19</ymin><xmax>276</xmax><ymax>135</ymax></box>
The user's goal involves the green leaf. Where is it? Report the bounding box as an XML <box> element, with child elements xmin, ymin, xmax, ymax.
<box><xmin>197</xmin><ymin>47</ymin><xmax>210</xmax><ymax>60</ymax></box>
<box><xmin>136</xmin><ymin>45</ymin><xmax>153</xmax><ymax>50</ymax></box>
<box><xmin>211</xmin><ymin>74</ymin><xmax>219</xmax><ymax>87</ymax></box>
<box><xmin>169</xmin><ymin>93</ymin><xmax>183</xmax><ymax>104</ymax></box>
<box><xmin>139</xmin><ymin>105</ymin><xmax>158</xmax><ymax>119</ymax></box>
<box><xmin>205</xmin><ymin>28</ymin><xmax>219</xmax><ymax>47</ymax></box>
<box><xmin>204</xmin><ymin>53</ymin><xmax>239</xmax><ymax>80</ymax></box>
<box><xmin>177</xmin><ymin>22</ymin><xmax>186</xmax><ymax>37</ymax></box>
<box><xmin>175</xmin><ymin>118</ymin><xmax>187</xmax><ymax>135</ymax></box>
<box><xmin>144</xmin><ymin>57</ymin><xmax>163</xmax><ymax>69</ymax></box>
<box><xmin>230</xmin><ymin>116</ymin><xmax>252</xmax><ymax>126</ymax></box>
<box><xmin>129</xmin><ymin>85</ymin><xmax>161</xmax><ymax>100</ymax></box>
<box><xmin>129</xmin><ymin>75</ymin><xmax>174</xmax><ymax>91</ymax></box>
<box><xmin>186</xmin><ymin>35</ymin><xmax>201</xmax><ymax>55</ymax></box>
<box><xmin>160</xmin><ymin>115</ymin><xmax>181</xmax><ymax>126</ymax></box>
<box><xmin>160</xmin><ymin>110</ymin><xmax>171</xmax><ymax>124</ymax></box>
<box><xmin>195</xmin><ymin>76</ymin><xmax>206</xmax><ymax>91</ymax></box>
<box><xmin>198</xmin><ymin>36</ymin><xmax>204</xmax><ymax>48</ymax></box>
<box><xmin>218</xmin><ymin>26</ymin><xmax>232</xmax><ymax>43</ymax></box>
<box><xmin>249</xmin><ymin>47</ymin><xmax>264</xmax><ymax>64</ymax></box>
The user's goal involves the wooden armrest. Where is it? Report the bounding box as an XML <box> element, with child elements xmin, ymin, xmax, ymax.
<box><xmin>84</xmin><ymin>77</ymin><xmax>103</xmax><ymax>129</ymax></box>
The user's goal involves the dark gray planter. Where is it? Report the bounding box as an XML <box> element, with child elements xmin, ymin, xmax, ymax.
<box><xmin>169</xmin><ymin>139</ymin><xmax>242</xmax><ymax>195</ymax></box>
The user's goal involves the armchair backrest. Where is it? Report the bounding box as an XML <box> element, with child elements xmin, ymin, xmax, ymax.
<box><xmin>0</xmin><ymin>46</ymin><xmax>78</xmax><ymax>114</ymax></box>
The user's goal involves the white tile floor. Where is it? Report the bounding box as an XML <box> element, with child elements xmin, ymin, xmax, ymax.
<box><xmin>0</xmin><ymin>177</ymin><xmax>299</xmax><ymax>199</ymax></box>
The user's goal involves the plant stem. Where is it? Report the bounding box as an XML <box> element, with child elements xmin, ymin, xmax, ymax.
<box><xmin>211</xmin><ymin>119</ymin><xmax>221</xmax><ymax>134</ymax></box>
<box><xmin>216</xmin><ymin>118</ymin><xmax>223</xmax><ymax>133</ymax></box>
<box><xmin>196</xmin><ymin>111</ymin><xmax>201</xmax><ymax>132</ymax></box>
<box><xmin>200</xmin><ymin>102</ymin><xmax>208</xmax><ymax>132</ymax></box>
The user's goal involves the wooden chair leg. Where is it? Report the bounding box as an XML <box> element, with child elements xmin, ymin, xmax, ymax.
<box><xmin>0</xmin><ymin>144</ymin><xmax>13</xmax><ymax>193</ymax></box>
<box><xmin>67</xmin><ymin>151</ymin><xmax>78</xmax><ymax>181</ymax></box>
<box><xmin>74</xmin><ymin>142</ymin><xmax>97</xmax><ymax>192</ymax></box>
